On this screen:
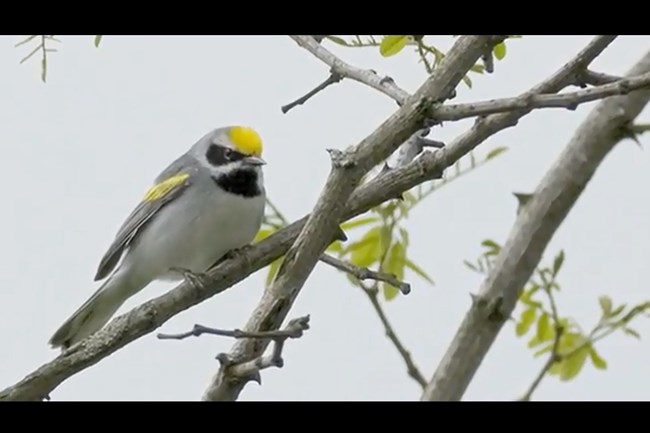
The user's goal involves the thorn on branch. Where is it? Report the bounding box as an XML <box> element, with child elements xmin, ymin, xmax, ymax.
<box><xmin>513</xmin><ymin>192</ymin><xmax>534</xmax><ymax>214</ymax></box>
<box><xmin>471</xmin><ymin>293</ymin><xmax>506</xmax><ymax>322</ymax></box>
<box><xmin>320</xmin><ymin>254</ymin><xmax>411</xmax><ymax>295</ymax></box>
<box><xmin>281</xmin><ymin>70</ymin><xmax>343</xmax><ymax>114</ymax></box>
<box><xmin>482</xmin><ymin>50</ymin><xmax>495</xmax><ymax>74</ymax></box>
<box><xmin>334</xmin><ymin>226</ymin><xmax>348</xmax><ymax>242</ymax></box>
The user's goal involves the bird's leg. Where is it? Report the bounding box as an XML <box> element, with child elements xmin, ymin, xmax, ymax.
<box><xmin>169</xmin><ymin>267</ymin><xmax>213</xmax><ymax>290</ymax></box>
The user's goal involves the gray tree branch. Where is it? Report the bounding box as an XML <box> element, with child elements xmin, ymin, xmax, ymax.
<box><xmin>288</xmin><ymin>35</ymin><xmax>431</xmax><ymax>175</ymax></box>
<box><xmin>0</xmin><ymin>35</ymin><xmax>628</xmax><ymax>402</ymax></box>
<box><xmin>200</xmin><ymin>35</ymin><xmax>505</xmax><ymax>402</ymax></box>
<box><xmin>421</xmin><ymin>44</ymin><xmax>650</xmax><ymax>401</ymax></box>
<box><xmin>435</xmin><ymin>74</ymin><xmax>650</xmax><ymax>121</ymax></box>
<box><xmin>159</xmin><ymin>316</ymin><xmax>311</xmax><ymax>386</ymax></box>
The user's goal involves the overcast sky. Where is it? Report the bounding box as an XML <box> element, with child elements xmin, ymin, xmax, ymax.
<box><xmin>1</xmin><ymin>35</ymin><xmax>649</xmax><ymax>401</ymax></box>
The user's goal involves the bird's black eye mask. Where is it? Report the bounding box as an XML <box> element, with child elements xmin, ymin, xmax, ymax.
<box><xmin>206</xmin><ymin>144</ymin><xmax>247</xmax><ymax>166</ymax></box>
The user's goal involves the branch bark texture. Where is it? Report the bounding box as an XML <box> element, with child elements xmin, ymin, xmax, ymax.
<box><xmin>421</xmin><ymin>47</ymin><xmax>650</xmax><ymax>401</ymax></box>
<box><xmin>1</xmin><ymin>35</ymin><xmax>639</xmax><ymax>402</ymax></box>
<box><xmin>201</xmin><ymin>35</ymin><xmax>504</xmax><ymax>401</ymax></box>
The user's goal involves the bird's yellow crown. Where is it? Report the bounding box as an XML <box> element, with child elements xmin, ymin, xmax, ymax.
<box><xmin>229</xmin><ymin>126</ymin><xmax>263</xmax><ymax>156</ymax></box>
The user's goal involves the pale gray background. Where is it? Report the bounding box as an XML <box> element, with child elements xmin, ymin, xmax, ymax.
<box><xmin>1</xmin><ymin>35</ymin><xmax>648</xmax><ymax>401</ymax></box>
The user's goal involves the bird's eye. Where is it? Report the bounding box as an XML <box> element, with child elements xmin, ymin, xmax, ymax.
<box><xmin>224</xmin><ymin>148</ymin><xmax>234</xmax><ymax>160</ymax></box>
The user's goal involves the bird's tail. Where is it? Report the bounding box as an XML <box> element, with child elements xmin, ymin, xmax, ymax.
<box><xmin>49</xmin><ymin>272</ymin><xmax>137</xmax><ymax>350</ymax></box>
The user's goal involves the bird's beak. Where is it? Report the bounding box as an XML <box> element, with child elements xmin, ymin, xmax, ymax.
<box><xmin>243</xmin><ymin>155</ymin><xmax>266</xmax><ymax>166</ymax></box>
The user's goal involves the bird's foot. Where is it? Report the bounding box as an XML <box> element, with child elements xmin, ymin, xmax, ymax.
<box><xmin>170</xmin><ymin>267</ymin><xmax>213</xmax><ymax>290</ymax></box>
<box><xmin>211</xmin><ymin>246</ymin><xmax>251</xmax><ymax>269</ymax></box>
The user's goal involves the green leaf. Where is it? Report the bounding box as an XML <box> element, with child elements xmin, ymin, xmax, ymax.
<box><xmin>560</xmin><ymin>346</ymin><xmax>589</xmax><ymax>381</ymax></box>
<box><xmin>327</xmin><ymin>240</ymin><xmax>344</xmax><ymax>254</ymax></box>
<box><xmin>470</xmin><ymin>63</ymin><xmax>485</xmax><ymax>74</ymax></box>
<box><xmin>382</xmin><ymin>242</ymin><xmax>405</xmax><ymax>301</ymax></box>
<box><xmin>399</xmin><ymin>227</ymin><xmax>410</xmax><ymax>247</ymax></box>
<box><xmin>516</xmin><ymin>308</ymin><xmax>537</xmax><ymax>336</ymax></box>
<box><xmin>609</xmin><ymin>304</ymin><xmax>626</xmax><ymax>318</ymax></box>
<box><xmin>379</xmin><ymin>35</ymin><xmax>409</xmax><ymax>57</ymax></box>
<box><xmin>552</xmin><ymin>250</ymin><xmax>565</xmax><ymax>277</ymax></box>
<box><xmin>325</xmin><ymin>35</ymin><xmax>348</xmax><ymax>46</ymax></box>
<box><xmin>588</xmin><ymin>346</ymin><xmax>608</xmax><ymax>370</ymax></box>
<box><xmin>348</xmin><ymin>227</ymin><xmax>383</xmax><ymax>268</ymax></box>
<box><xmin>383</xmin><ymin>284</ymin><xmax>399</xmax><ymax>301</ymax></box>
<box><xmin>464</xmin><ymin>260</ymin><xmax>479</xmax><ymax>272</ymax></box>
<box><xmin>493</xmin><ymin>42</ymin><xmax>507</xmax><ymax>60</ymax></box>
<box><xmin>536</xmin><ymin>312</ymin><xmax>552</xmax><ymax>342</ymax></box>
<box><xmin>94</xmin><ymin>35</ymin><xmax>103</xmax><ymax>47</ymax></box>
<box><xmin>340</xmin><ymin>216</ymin><xmax>378</xmax><ymax>231</ymax></box>
<box><xmin>462</xmin><ymin>74</ymin><xmax>473</xmax><ymax>89</ymax></box>
<box><xmin>486</xmin><ymin>146</ymin><xmax>508</xmax><ymax>160</ymax></box>
<box><xmin>481</xmin><ymin>239</ymin><xmax>501</xmax><ymax>255</ymax></box>
<box><xmin>527</xmin><ymin>335</ymin><xmax>543</xmax><ymax>348</ymax></box>
<box><xmin>254</xmin><ymin>228</ymin><xmax>275</xmax><ymax>243</ymax></box>
<box><xmin>519</xmin><ymin>284</ymin><xmax>540</xmax><ymax>305</ymax></box>
<box><xmin>599</xmin><ymin>295</ymin><xmax>613</xmax><ymax>317</ymax></box>
<box><xmin>533</xmin><ymin>343</ymin><xmax>554</xmax><ymax>357</ymax></box>
<box><xmin>404</xmin><ymin>258</ymin><xmax>434</xmax><ymax>285</ymax></box>
<box><xmin>265</xmin><ymin>257</ymin><xmax>283</xmax><ymax>288</ymax></box>
<box><xmin>623</xmin><ymin>327</ymin><xmax>641</xmax><ymax>339</ymax></box>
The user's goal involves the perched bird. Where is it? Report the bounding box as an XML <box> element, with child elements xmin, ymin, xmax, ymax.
<box><xmin>49</xmin><ymin>126</ymin><xmax>267</xmax><ymax>350</ymax></box>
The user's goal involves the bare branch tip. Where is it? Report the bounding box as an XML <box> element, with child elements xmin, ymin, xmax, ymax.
<box><xmin>281</xmin><ymin>71</ymin><xmax>342</xmax><ymax>114</ymax></box>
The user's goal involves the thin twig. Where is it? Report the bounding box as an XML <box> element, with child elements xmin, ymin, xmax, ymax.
<box><xmin>209</xmin><ymin>316</ymin><xmax>311</xmax><ymax>385</ymax></box>
<box><xmin>157</xmin><ymin>320</ymin><xmax>308</xmax><ymax>341</ymax></box>
<box><xmin>519</xmin><ymin>287</ymin><xmax>564</xmax><ymax>401</ymax></box>
<box><xmin>362</xmin><ymin>282</ymin><xmax>427</xmax><ymax>388</ymax></box>
<box><xmin>281</xmin><ymin>71</ymin><xmax>342</xmax><ymax>113</ymax></box>
<box><xmin>519</xmin><ymin>326</ymin><xmax>564</xmax><ymax>401</ymax></box>
<box><xmin>290</xmin><ymin>35</ymin><xmax>410</xmax><ymax>105</ymax></box>
<box><xmin>320</xmin><ymin>254</ymin><xmax>411</xmax><ymax>295</ymax></box>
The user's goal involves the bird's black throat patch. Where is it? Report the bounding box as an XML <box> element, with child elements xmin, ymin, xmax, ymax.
<box><xmin>212</xmin><ymin>168</ymin><xmax>262</xmax><ymax>198</ymax></box>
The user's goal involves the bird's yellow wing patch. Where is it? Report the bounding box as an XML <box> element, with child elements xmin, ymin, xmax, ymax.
<box><xmin>229</xmin><ymin>126</ymin><xmax>263</xmax><ymax>156</ymax></box>
<box><xmin>142</xmin><ymin>173</ymin><xmax>190</xmax><ymax>202</ymax></box>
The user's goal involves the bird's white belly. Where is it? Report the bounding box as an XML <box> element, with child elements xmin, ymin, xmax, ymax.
<box><xmin>124</xmin><ymin>189</ymin><xmax>264</xmax><ymax>282</ymax></box>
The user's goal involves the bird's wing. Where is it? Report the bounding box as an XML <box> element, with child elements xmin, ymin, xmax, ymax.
<box><xmin>94</xmin><ymin>165</ymin><xmax>193</xmax><ymax>281</ymax></box>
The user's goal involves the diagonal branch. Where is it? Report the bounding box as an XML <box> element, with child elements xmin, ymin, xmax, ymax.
<box><xmin>0</xmin><ymin>36</ymin><xmax>629</xmax><ymax>402</ymax></box>
<box><xmin>201</xmin><ymin>35</ymin><xmax>504</xmax><ymax>402</ymax></box>
<box><xmin>421</xmin><ymin>43</ymin><xmax>650</xmax><ymax>401</ymax></box>
<box><xmin>361</xmin><ymin>282</ymin><xmax>427</xmax><ymax>388</ymax></box>
<box><xmin>318</xmin><ymin>254</ymin><xmax>424</xmax><ymax>386</ymax></box>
